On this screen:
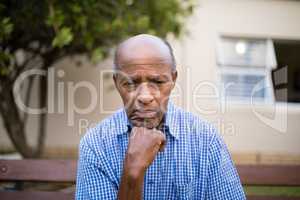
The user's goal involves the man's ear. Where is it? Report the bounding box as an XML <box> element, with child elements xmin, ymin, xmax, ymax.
<box><xmin>169</xmin><ymin>70</ymin><xmax>177</xmax><ymax>90</ymax></box>
<box><xmin>113</xmin><ymin>73</ymin><xmax>120</xmax><ymax>92</ymax></box>
<box><xmin>171</xmin><ymin>70</ymin><xmax>177</xmax><ymax>84</ymax></box>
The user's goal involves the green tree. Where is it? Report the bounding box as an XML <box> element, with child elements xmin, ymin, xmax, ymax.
<box><xmin>0</xmin><ymin>0</ymin><xmax>194</xmax><ymax>158</ymax></box>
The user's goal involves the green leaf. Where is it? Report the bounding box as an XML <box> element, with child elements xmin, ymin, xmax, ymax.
<box><xmin>0</xmin><ymin>17</ymin><xmax>14</xmax><ymax>41</ymax></box>
<box><xmin>91</xmin><ymin>47</ymin><xmax>104</xmax><ymax>63</ymax></box>
<box><xmin>70</xmin><ymin>4</ymin><xmax>82</xmax><ymax>14</ymax></box>
<box><xmin>0</xmin><ymin>52</ymin><xmax>12</xmax><ymax>76</ymax></box>
<box><xmin>52</xmin><ymin>27</ymin><xmax>74</xmax><ymax>48</ymax></box>
<box><xmin>136</xmin><ymin>16</ymin><xmax>150</xmax><ymax>30</ymax></box>
<box><xmin>77</xmin><ymin>15</ymin><xmax>87</xmax><ymax>28</ymax></box>
<box><xmin>46</xmin><ymin>9</ymin><xmax>65</xmax><ymax>27</ymax></box>
<box><xmin>111</xmin><ymin>18</ymin><xmax>123</xmax><ymax>29</ymax></box>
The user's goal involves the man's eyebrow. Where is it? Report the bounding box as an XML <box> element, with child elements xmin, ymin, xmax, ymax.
<box><xmin>115</xmin><ymin>73</ymin><xmax>132</xmax><ymax>82</ymax></box>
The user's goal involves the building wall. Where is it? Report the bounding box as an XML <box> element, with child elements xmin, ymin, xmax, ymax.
<box><xmin>176</xmin><ymin>0</ymin><xmax>300</xmax><ymax>155</ymax></box>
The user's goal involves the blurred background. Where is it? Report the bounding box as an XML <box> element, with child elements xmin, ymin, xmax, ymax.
<box><xmin>1</xmin><ymin>0</ymin><xmax>300</xmax><ymax>197</ymax></box>
<box><xmin>0</xmin><ymin>0</ymin><xmax>300</xmax><ymax>173</ymax></box>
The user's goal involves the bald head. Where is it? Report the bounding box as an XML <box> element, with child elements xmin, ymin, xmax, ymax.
<box><xmin>114</xmin><ymin>34</ymin><xmax>176</xmax><ymax>71</ymax></box>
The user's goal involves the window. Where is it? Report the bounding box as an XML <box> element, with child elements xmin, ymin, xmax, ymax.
<box><xmin>273</xmin><ymin>40</ymin><xmax>300</xmax><ymax>103</ymax></box>
<box><xmin>216</xmin><ymin>36</ymin><xmax>277</xmax><ymax>103</ymax></box>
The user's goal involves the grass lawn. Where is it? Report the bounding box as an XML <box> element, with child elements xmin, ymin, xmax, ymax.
<box><xmin>244</xmin><ymin>186</ymin><xmax>300</xmax><ymax>197</ymax></box>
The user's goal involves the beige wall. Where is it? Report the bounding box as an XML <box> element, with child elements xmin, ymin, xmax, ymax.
<box><xmin>1</xmin><ymin>0</ymin><xmax>300</xmax><ymax>159</ymax></box>
<box><xmin>175</xmin><ymin>0</ymin><xmax>300</xmax><ymax>154</ymax></box>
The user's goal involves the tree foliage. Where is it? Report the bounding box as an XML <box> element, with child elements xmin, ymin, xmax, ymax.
<box><xmin>0</xmin><ymin>0</ymin><xmax>194</xmax><ymax>157</ymax></box>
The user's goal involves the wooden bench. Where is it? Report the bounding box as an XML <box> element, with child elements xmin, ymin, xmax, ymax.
<box><xmin>238</xmin><ymin>165</ymin><xmax>300</xmax><ymax>200</ymax></box>
<box><xmin>0</xmin><ymin>159</ymin><xmax>76</xmax><ymax>200</ymax></box>
<box><xmin>0</xmin><ymin>159</ymin><xmax>300</xmax><ymax>200</ymax></box>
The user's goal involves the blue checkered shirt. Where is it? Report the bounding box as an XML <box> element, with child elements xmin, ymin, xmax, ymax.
<box><xmin>76</xmin><ymin>102</ymin><xmax>246</xmax><ymax>199</ymax></box>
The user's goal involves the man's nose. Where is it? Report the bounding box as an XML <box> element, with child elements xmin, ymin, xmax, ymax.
<box><xmin>137</xmin><ymin>83</ymin><xmax>154</xmax><ymax>105</ymax></box>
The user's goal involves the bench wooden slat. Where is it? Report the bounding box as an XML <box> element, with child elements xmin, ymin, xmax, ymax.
<box><xmin>237</xmin><ymin>165</ymin><xmax>300</xmax><ymax>186</ymax></box>
<box><xmin>2</xmin><ymin>192</ymin><xmax>299</xmax><ymax>200</ymax></box>
<box><xmin>1</xmin><ymin>160</ymin><xmax>300</xmax><ymax>200</ymax></box>
<box><xmin>0</xmin><ymin>191</ymin><xmax>74</xmax><ymax>200</ymax></box>
<box><xmin>0</xmin><ymin>159</ymin><xmax>77</xmax><ymax>182</ymax></box>
<box><xmin>247</xmin><ymin>196</ymin><xmax>300</xmax><ymax>200</ymax></box>
<box><xmin>1</xmin><ymin>160</ymin><xmax>300</xmax><ymax>186</ymax></box>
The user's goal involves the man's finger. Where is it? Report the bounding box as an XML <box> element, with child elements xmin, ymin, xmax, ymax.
<box><xmin>154</xmin><ymin>131</ymin><xmax>166</xmax><ymax>152</ymax></box>
<box><xmin>159</xmin><ymin>140</ymin><xmax>166</xmax><ymax>152</ymax></box>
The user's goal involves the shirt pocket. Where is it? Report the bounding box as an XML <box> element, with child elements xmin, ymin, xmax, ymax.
<box><xmin>173</xmin><ymin>170</ymin><xmax>195</xmax><ymax>200</ymax></box>
<box><xmin>172</xmin><ymin>139</ymin><xmax>195</xmax><ymax>199</ymax></box>
<box><xmin>173</xmin><ymin>178</ymin><xmax>195</xmax><ymax>200</ymax></box>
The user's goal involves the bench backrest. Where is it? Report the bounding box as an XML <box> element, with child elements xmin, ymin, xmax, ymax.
<box><xmin>237</xmin><ymin>165</ymin><xmax>300</xmax><ymax>200</ymax></box>
<box><xmin>0</xmin><ymin>159</ymin><xmax>77</xmax><ymax>182</ymax></box>
<box><xmin>237</xmin><ymin>165</ymin><xmax>300</xmax><ymax>186</ymax></box>
<box><xmin>0</xmin><ymin>159</ymin><xmax>77</xmax><ymax>200</ymax></box>
<box><xmin>1</xmin><ymin>159</ymin><xmax>300</xmax><ymax>200</ymax></box>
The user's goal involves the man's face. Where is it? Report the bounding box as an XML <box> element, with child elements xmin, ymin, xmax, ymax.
<box><xmin>114</xmin><ymin>51</ymin><xmax>177</xmax><ymax>129</ymax></box>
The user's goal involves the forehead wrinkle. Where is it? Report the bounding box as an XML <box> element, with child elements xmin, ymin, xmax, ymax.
<box><xmin>118</xmin><ymin>62</ymin><xmax>172</xmax><ymax>70</ymax></box>
<box><xmin>119</xmin><ymin>64</ymin><xmax>172</xmax><ymax>75</ymax></box>
<box><xmin>119</xmin><ymin>69</ymin><xmax>171</xmax><ymax>81</ymax></box>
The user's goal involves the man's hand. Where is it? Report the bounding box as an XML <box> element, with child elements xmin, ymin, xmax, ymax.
<box><xmin>125</xmin><ymin>127</ymin><xmax>166</xmax><ymax>176</ymax></box>
<box><xmin>118</xmin><ymin>127</ymin><xmax>166</xmax><ymax>200</ymax></box>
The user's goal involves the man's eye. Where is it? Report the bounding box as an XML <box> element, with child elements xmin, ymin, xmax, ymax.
<box><xmin>123</xmin><ymin>82</ymin><xmax>135</xmax><ymax>87</ymax></box>
<box><xmin>154</xmin><ymin>80</ymin><xmax>166</xmax><ymax>84</ymax></box>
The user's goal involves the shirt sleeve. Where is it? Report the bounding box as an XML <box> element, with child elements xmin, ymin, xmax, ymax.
<box><xmin>75</xmin><ymin>137</ymin><xmax>118</xmax><ymax>200</ymax></box>
<box><xmin>204</xmin><ymin>132</ymin><xmax>246</xmax><ymax>200</ymax></box>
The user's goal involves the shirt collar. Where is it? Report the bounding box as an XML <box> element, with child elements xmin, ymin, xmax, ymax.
<box><xmin>114</xmin><ymin>101</ymin><xmax>179</xmax><ymax>140</ymax></box>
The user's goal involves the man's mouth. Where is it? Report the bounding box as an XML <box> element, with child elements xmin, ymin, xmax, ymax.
<box><xmin>131</xmin><ymin>110</ymin><xmax>157</xmax><ymax>120</ymax></box>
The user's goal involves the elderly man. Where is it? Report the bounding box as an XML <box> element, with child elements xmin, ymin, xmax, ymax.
<box><xmin>75</xmin><ymin>34</ymin><xmax>246</xmax><ymax>199</ymax></box>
